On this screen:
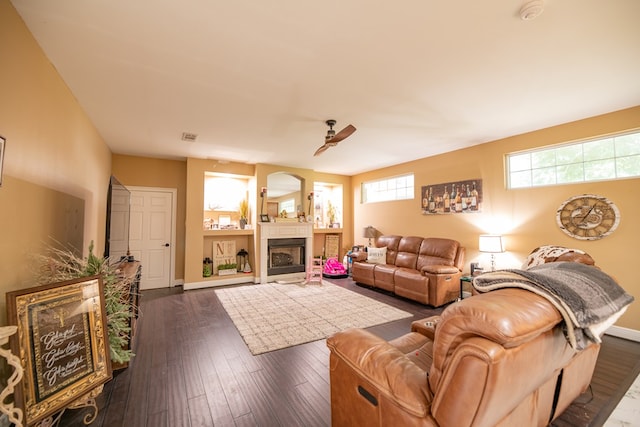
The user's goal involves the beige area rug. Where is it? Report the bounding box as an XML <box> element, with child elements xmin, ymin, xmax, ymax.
<box><xmin>215</xmin><ymin>281</ymin><xmax>412</xmax><ymax>355</ymax></box>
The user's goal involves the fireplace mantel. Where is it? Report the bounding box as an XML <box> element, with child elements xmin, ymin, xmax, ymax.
<box><xmin>259</xmin><ymin>222</ymin><xmax>313</xmax><ymax>283</ymax></box>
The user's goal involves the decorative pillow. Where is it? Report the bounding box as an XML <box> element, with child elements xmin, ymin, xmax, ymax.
<box><xmin>522</xmin><ymin>245</ymin><xmax>595</xmax><ymax>270</ymax></box>
<box><xmin>367</xmin><ymin>247</ymin><xmax>387</xmax><ymax>264</ymax></box>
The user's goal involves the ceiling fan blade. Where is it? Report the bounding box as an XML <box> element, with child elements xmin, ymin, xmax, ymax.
<box><xmin>327</xmin><ymin>124</ymin><xmax>356</xmax><ymax>144</ymax></box>
<box><xmin>314</xmin><ymin>144</ymin><xmax>330</xmax><ymax>156</ymax></box>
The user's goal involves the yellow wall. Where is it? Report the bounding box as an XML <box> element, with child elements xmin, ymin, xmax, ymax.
<box><xmin>0</xmin><ymin>0</ymin><xmax>112</xmax><ymax>321</ymax></box>
<box><xmin>111</xmin><ymin>154</ymin><xmax>187</xmax><ymax>281</ymax></box>
<box><xmin>352</xmin><ymin>106</ymin><xmax>640</xmax><ymax>330</ymax></box>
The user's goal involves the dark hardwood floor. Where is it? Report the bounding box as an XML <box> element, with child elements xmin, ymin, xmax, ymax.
<box><xmin>59</xmin><ymin>278</ymin><xmax>640</xmax><ymax>427</ymax></box>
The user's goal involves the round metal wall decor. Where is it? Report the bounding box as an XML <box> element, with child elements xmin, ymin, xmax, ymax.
<box><xmin>556</xmin><ymin>194</ymin><xmax>620</xmax><ymax>240</ymax></box>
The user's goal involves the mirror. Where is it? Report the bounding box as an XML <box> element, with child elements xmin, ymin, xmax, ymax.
<box><xmin>266</xmin><ymin>173</ymin><xmax>303</xmax><ymax>219</ymax></box>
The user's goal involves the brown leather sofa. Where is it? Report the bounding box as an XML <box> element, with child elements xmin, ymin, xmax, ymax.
<box><xmin>326</xmin><ymin>287</ymin><xmax>600</xmax><ymax>427</ymax></box>
<box><xmin>350</xmin><ymin>235</ymin><xmax>465</xmax><ymax>307</ymax></box>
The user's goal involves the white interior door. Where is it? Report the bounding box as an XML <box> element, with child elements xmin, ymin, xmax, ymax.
<box><xmin>108</xmin><ymin>187</ymin><xmax>130</xmax><ymax>261</ymax></box>
<box><xmin>128</xmin><ymin>188</ymin><xmax>176</xmax><ymax>290</ymax></box>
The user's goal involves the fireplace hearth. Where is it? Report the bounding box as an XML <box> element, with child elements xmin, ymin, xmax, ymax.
<box><xmin>259</xmin><ymin>222</ymin><xmax>313</xmax><ymax>283</ymax></box>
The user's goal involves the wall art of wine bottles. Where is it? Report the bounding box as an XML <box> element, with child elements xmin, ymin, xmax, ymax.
<box><xmin>421</xmin><ymin>179</ymin><xmax>483</xmax><ymax>215</ymax></box>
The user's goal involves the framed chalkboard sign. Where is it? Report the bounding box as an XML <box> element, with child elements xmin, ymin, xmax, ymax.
<box><xmin>6</xmin><ymin>275</ymin><xmax>112</xmax><ymax>426</ymax></box>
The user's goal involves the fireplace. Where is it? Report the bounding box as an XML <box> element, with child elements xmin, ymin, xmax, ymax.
<box><xmin>268</xmin><ymin>238</ymin><xmax>305</xmax><ymax>276</ymax></box>
<box><xmin>259</xmin><ymin>222</ymin><xmax>313</xmax><ymax>283</ymax></box>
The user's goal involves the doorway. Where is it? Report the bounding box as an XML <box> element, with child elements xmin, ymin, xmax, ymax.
<box><xmin>128</xmin><ymin>187</ymin><xmax>177</xmax><ymax>290</ymax></box>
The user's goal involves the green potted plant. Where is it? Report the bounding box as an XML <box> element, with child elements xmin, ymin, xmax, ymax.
<box><xmin>238</xmin><ymin>199</ymin><xmax>249</xmax><ymax>229</ymax></box>
<box><xmin>217</xmin><ymin>262</ymin><xmax>238</xmax><ymax>276</ymax></box>
<box><xmin>33</xmin><ymin>241</ymin><xmax>136</xmax><ymax>365</ymax></box>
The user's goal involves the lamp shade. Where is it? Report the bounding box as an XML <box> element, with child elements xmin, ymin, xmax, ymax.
<box><xmin>479</xmin><ymin>235</ymin><xmax>505</xmax><ymax>253</ymax></box>
<box><xmin>363</xmin><ymin>226</ymin><xmax>376</xmax><ymax>239</ymax></box>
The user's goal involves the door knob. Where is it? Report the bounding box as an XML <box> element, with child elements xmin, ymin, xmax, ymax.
<box><xmin>164</xmin><ymin>243</ymin><xmax>170</xmax><ymax>247</ymax></box>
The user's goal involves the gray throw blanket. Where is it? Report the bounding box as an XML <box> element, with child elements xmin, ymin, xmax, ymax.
<box><xmin>473</xmin><ymin>262</ymin><xmax>634</xmax><ymax>349</ymax></box>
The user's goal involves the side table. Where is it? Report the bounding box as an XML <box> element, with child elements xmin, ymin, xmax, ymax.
<box><xmin>459</xmin><ymin>275</ymin><xmax>473</xmax><ymax>300</ymax></box>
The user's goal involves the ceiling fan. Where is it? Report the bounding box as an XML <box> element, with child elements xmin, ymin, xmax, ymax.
<box><xmin>313</xmin><ymin>120</ymin><xmax>356</xmax><ymax>156</ymax></box>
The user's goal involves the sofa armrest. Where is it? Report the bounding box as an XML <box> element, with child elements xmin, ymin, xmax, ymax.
<box><xmin>327</xmin><ymin>328</ymin><xmax>431</xmax><ymax>417</ymax></box>
<box><xmin>411</xmin><ymin>316</ymin><xmax>441</xmax><ymax>340</ymax></box>
<box><xmin>349</xmin><ymin>251</ymin><xmax>368</xmax><ymax>262</ymax></box>
<box><xmin>421</xmin><ymin>265</ymin><xmax>459</xmax><ymax>275</ymax></box>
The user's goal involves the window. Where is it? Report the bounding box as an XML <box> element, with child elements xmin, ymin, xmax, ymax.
<box><xmin>507</xmin><ymin>131</ymin><xmax>640</xmax><ymax>189</ymax></box>
<box><xmin>279</xmin><ymin>198</ymin><xmax>295</xmax><ymax>216</ymax></box>
<box><xmin>362</xmin><ymin>174</ymin><xmax>414</xmax><ymax>203</ymax></box>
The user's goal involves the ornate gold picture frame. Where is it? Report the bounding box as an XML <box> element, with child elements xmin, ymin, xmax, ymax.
<box><xmin>6</xmin><ymin>275</ymin><xmax>112</xmax><ymax>426</ymax></box>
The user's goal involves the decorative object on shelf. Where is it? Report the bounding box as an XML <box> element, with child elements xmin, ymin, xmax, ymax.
<box><xmin>556</xmin><ymin>194</ymin><xmax>620</xmax><ymax>241</ymax></box>
<box><xmin>6</xmin><ymin>275</ymin><xmax>112</xmax><ymax>426</ymax></box>
<box><xmin>203</xmin><ymin>257</ymin><xmax>213</xmax><ymax>277</ymax></box>
<box><xmin>0</xmin><ymin>135</ymin><xmax>5</xmax><ymax>187</ymax></box>
<box><xmin>0</xmin><ymin>325</ymin><xmax>23</xmax><ymax>427</ymax></box>
<box><xmin>421</xmin><ymin>179</ymin><xmax>482</xmax><ymax>215</ymax></box>
<box><xmin>327</xmin><ymin>200</ymin><xmax>337</xmax><ymax>226</ymax></box>
<box><xmin>363</xmin><ymin>226</ymin><xmax>377</xmax><ymax>247</ymax></box>
<box><xmin>479</xmin><ymin>234</ymin><xmax>505</xmax><ymax>271</ymax></box>
<box><xmin>218</xmin><ymin>214</ymin><xmax>231</xmax><ymax>227</ymax></box>
<box><xmin>236</xmin><ymin>248</ymin><xmax>249</xmax><ymax>273</ymax></box>
<box><xmin>238</xmin><ymin>199</ymin><xmax>249</xmax><ymax>229</ymax></box>
<box><xmin>213</xmin><ymin>240</ymin><xmax>236</xmax><ymax>274</ymax></box>
<box><xmin>217</xmin><ymin>263</ymin><xmax>238</xmax><ymax>276</ymax></box>
<box><xmin>32</xmin><ymin>241</ymin><xmax>137</xmax><ymax>365</ymax></box>
<box><xmin>260</xmin><ymin>214</ymin><xmax>270</xmax><ymax>222</ymax></box>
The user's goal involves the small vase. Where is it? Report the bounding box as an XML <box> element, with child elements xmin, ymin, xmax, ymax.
<box><xmin>203</xmin><ymin>257</ymin><xmax>212</xmax><ymax>277</ymax></box>
<box><xmin>240</xmin><ymin>218</ymin><xmax>247</xmax><ymax>229</ymax></box>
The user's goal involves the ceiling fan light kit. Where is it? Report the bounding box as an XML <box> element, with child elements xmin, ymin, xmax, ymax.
<box><xmin>519</xmin><ymin>0</ymin><xmax>544</xmax><ymax>21</ymax></box>
<box><xmin>313</xmin><ymin>120</ymin><xmax>356</xmax><ymax>156</ymax></box>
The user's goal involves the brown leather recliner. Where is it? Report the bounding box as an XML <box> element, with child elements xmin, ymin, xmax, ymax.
<box><xmin>350</xmin><ymin>235</ymin><xmax>465</xmax><ymax>307</ymax></box>
<box><xmin>326</xmin><ymin>288</ymin><xmax>600</xmax><ymax>427</ymax></box>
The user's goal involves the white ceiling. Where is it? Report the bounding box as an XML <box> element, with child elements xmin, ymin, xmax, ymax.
<box><xmin>11</xmin><ymin>0</ymin><xmax>640</xmax><ymax>176</ymax></box>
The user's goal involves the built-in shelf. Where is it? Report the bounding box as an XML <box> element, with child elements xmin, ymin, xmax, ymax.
<box><xmin>203</xmin><ymin>229</ymin><xmax>254</xmax><ymax>236</ymax></box>
<box><xmin>313</xmin><ymin>228</ymin><xmax>343</xmax><ymax>234</ymax></box>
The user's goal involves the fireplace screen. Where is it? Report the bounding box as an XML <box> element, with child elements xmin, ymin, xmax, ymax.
<box><xmin>268</xmin><ymin>238</ymin><xmax>305</xmax><ymax>276</ymax></box>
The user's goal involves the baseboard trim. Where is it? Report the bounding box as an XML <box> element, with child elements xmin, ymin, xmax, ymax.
<box><xmin>605</xmin><ymin>325</ymin><xmax>640</xmax><ymax>342</ymax></box>
<box><xmin>184</xmin><ymin>275</ymin><xmax>255</xmax><ymax>290</ymax></box>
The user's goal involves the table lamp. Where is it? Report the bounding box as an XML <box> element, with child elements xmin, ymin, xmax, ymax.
<box><xmin>363</xmin><ymin>226</ymin><xmax>376</xmax><ymax>247</ymax></box>
<box><xmin>478</xmin><ymin>234</ymin><xmax>505</xmax><ymax>271</ymax></box>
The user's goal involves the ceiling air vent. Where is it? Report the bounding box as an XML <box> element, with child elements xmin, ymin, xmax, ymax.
<box><xmin>181</xmin><ymin>132</ymin><xmax>198</xmax><ymax>142</ymax></box>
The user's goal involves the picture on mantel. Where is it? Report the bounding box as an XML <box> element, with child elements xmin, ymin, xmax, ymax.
<box><xmin>421</xmin><ymin>179</ymin><xmax>483</xmax><ymax>215</ymax></box>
